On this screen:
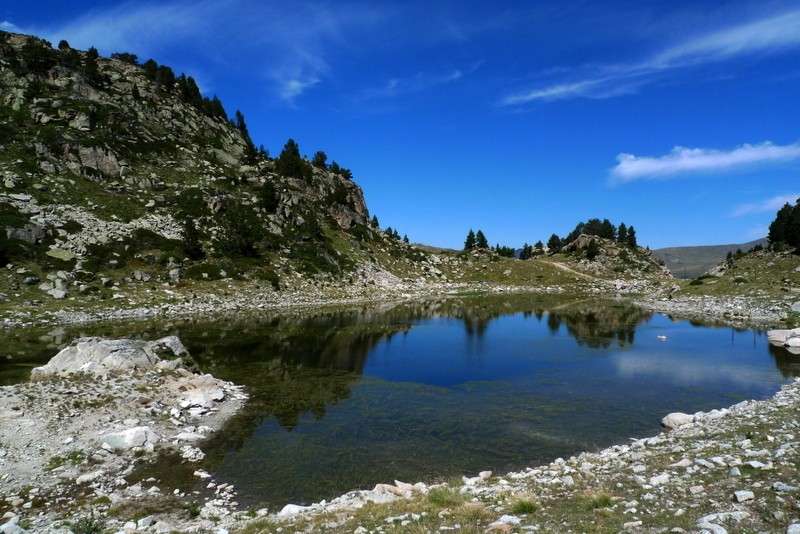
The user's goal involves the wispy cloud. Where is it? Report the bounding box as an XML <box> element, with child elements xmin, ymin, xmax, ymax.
<box><xmin>10</xmin><ymin>0</ymin><xmax>392</xmax><ymax>104</ymax></box>
<box><xmin>731</xmin><ymin>193</ymin><xmax>800</xmax><ymax>217</ymax></box>
<box><xmin>0</xmin><ymin>21</ymin><xmax>23</xmax><ymax>32</ymax></box>
<box><xmin>363</xmin><ymin>67</ymin><xmax>471</xmax><ymax>99</ymax></box>
<box><xmin>500</xmin><ymin>8</ymin><xmax>800</xmax><ymax>106</ymax></box>
<box><xmin>610</xmin><ymin>142</ymin><xmax>800</xmax><ymax>184</ymax></box>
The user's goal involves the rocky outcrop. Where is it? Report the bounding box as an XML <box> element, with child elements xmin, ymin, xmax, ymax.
<box><xmin>30</xmin><ymin>335</ymin><xmax>188</xmax><ymax>379</ymax></box>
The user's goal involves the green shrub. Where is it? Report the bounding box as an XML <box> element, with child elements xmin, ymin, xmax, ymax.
<box><xmin>689</xmin><ymin>279</ymin><xmax>703</xmax><ymax>286</ymax></box>
<box><xmin>175</xmin><ymin>187</ymin><xmax>209</xmax><ymax>218</ymax></box>
<box><xmin>215</xmin><ymin>201</ymin><xmax>262</xmax><ymax>257</ymax></box>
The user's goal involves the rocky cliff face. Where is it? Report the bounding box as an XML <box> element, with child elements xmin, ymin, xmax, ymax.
<box><xmin>0</xmin><ymin>30</ymin><xmax>405</xmax><ymax>299</ymax></box>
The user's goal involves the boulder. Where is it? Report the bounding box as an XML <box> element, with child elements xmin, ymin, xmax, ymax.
<box><xmin>5</xmin><ymin>223</ymin><xmax>45</xmax><ymax>244</ymax></box>
<box><xmin>177</xmin><ymin>374</ymin><xmax>226</xmax><ymax>408</ymax></box>
<box><xmin>767</xmin><ymin>329</ymin><xmax>800</xmax><ymax>348</ymax></box>
<box><xmin>662</xmin><ymin>412</ymin><xmax>694</xmax><ymax>429</ymax></box>
<box><xmin>45</xmin><ymin>247</ymin><xmax>75</xmax><ymax>262</ymax></box>
<box><xmin>102</xmin><ymin>426</ymin><xmax>160</xmax><ymax>450</ymax></box>
<box><xmin>31</xmin><ymin>336</ymin><xmax>189</xmax><ymax>379</ymax></box>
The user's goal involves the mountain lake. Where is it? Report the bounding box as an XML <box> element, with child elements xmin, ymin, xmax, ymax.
<box><xmin>1</xmin><ymin>294</ymin><xmax>795</xmax><ymax>509</ymax></box>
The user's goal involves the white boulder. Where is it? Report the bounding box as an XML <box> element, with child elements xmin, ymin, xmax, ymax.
<box><xmin>31</xmin><ymin>336</ymin><xmax>189</xmax><ymax>379</ymax></box>
<box><xmin>662</xmin><ymin>412</ymin><xmax>694</xmax><ymax>429</ymax></box>
<box><xmin>102</xmin><ymin>426</ymin><xmax>160</xmax><ymax>451</ymax></box>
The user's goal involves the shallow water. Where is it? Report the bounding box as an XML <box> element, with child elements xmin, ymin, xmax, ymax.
<box><xmin>1</xmin><ymin>294</ymin><xmax>795</xmax><ymax>508</ymax></box>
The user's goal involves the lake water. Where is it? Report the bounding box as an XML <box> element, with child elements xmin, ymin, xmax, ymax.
<box><xmin>1</xmin><ymin>294</ymin><xmax>796</xmax><ymax>508</ymax></box>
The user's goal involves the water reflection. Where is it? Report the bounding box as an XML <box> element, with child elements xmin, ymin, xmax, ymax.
<box><xmin>1</xmin><ymin>294</ymin><xmax>794</xmax><ymax>508</ymax></box>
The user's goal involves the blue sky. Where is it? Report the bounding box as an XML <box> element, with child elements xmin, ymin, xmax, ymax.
<box><xmin>3</xmin><ymin>1</ymin><xmax>800</xmax><ymax>249</ymax></box>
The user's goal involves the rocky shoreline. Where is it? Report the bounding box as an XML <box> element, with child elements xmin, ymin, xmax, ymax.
<box><xmin>261</xmin><ymin>378</ymin><xmax>800</xmax><ymax>533</ymax></box>
<box><xmin>2</xmin><ymin>274</ymin><xmax>793</xmax><ymax>331</ymax></box>
<box><xmin>0</xmin><ymin>337</ymin><xmax>248</xmax><ymax>534</ymax></box>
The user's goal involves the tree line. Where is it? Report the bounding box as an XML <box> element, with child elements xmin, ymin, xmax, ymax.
<box><xmin>768</xmin><ymin>197</ymin><xmax>800</xmax><ymax>250</ymax></box>
<box><xmin>462</xmin><ymin>218</ymin><xmax>638</xmax><ymax>258</ymax></box>
<box><xmin>546</xmin><ymin>218</ymin><xmax>637</xmax><ymax>253</ymax></box>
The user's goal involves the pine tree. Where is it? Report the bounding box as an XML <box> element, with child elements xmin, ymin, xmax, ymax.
<box><xmin>371</xmin><ymin>215</ymin><xmax>379</xmax><ymax>228</ymax></box>
<box><xmin>600</xmin><ymin>218</ymin><xmax>616</xmax><ymax>240</ymax></box>
<box><xmin>520</xmin><ymin>243</ymin><xmax>533</xmax><ymax>260</ymax></box>
<box><xmin>626</xmin><ymin>226</ymin><xmax>637</xmax><ymax>248</ymax></box>
<box><xmin>259</xmin><ymin>180</ymin><xmax>279</xmax><ymax>213</ymax></box>
<box><xmin>768</xmin><ymin>202</ymin><xmax>794</xmax><ymax>246</ymax></box>
<box><xmin>617</xmin><ymin>222</ymin><xmax>628</xmax><ymax>244</ymax></box>
<box><xmin>311</xmin><ymin>151</ymin><xmax>328</xmax><ymax>169</ymax></box>
<box><xmin>81</xmin><ymin>48</ymin><xmax>104</xmax><ymax>86</ymax></box>
<box><xmin>585</xmin><ymin>238</ymin><xmax>600</xmax><ymax>260</ymax></box>
<box><xmin>547</xmin><ymin>233</ymin><xmax>562</xmax><ymax>253</ymax></box>
<box><xmin>216</xmin><ymin>201</ymin><xmax>261</xmax><ymax>257</ymax></box>
<box><xmin>275</xmin><ymin>139</ymin><xmax>312</xmax><ymax>180</ymax></box>
<box><xmin>476</xmin><ymin>230</ymin><xmax>489</xmax><ymax>249</ymax></box>
<box><xmin>464</xmin><ymin>229</ymin><xmax>476</xmax><ymax>250</ymax></box>
<box><xmin>181</xmin><ymin>218</ymin><xmax>204</xmax><ymax>260</ymax></box>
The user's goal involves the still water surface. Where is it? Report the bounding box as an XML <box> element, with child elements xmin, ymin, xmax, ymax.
<box><xmin>1</xmin><ymin>294</ymin><xmax>796</xmax><ymax>508</ymax></box>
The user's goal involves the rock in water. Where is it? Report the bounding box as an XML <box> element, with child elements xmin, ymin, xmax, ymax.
<box><xmin>662</xmin><ymin>412</ymin><xmax>694</xmax><ymax>429</ymax></box>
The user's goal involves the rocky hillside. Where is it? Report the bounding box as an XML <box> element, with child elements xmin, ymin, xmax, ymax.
<box><xmin>0</xmin><ymin>30</ymin><xmax>438</xmax><ymax>303</ymax></box>
<box><xmin>555</xmin><ymin>234</ymin><xmax>672</xmax><ymax>280</ymax></box>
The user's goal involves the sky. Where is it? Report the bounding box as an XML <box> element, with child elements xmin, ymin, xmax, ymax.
<box><xmin>2</xmin><ymin>1</ymin><xmax>800</xmax><ymax>250</ymax></box>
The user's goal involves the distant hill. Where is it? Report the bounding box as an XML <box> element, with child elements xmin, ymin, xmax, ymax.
<box><xmin>653</xmin><ymin>238</ymin><xmax>768</xmax><ymax>279</ymax></box>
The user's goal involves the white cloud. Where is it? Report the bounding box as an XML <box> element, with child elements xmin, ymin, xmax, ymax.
<box><xmin>501</xmin><ymin>79</ymin><xmax>602</xmax><ymax>105</ymax></box>
<box><xmin>731</xmin><ymin>193</ymin><xmax>800</xmax><ymax>217</ymax></box>
<box><xmin>363</xmin><ymin>68</ymin><xmax>467</xmax><ymax>99</ymax></box>
<box><xmin>0</xmin><ymin>21</ymin><xmax>22</xmax><ymax>32</ymax></box>
<box><xmin>654</xmin><ymin>9</ymin><xmax>800</xmax><ymax>66</ymax></box>
<box><xmin>501</xmin><ymin>8</ymin><xmax>800</xmax><ymax>105</ymax></box>
<box><xmin>609</xmin><ymin>142</ymin><xmax>800</xmax><ymax>184</ymax></box>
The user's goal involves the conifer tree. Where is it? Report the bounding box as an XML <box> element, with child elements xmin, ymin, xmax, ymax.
<box><xmin>464</xmin><ymin>229</ymin><xmax>476</xmax><ymax>250</ymax></box>
<box><xmin>275</xmin><ymin>139</ymin><xmax>312</xmax><ymax>180</ymax></box>
<box><xmin>585</xmin><ymin>238</ymin><xmax>600</xmax><ymax>260</ymax></box>
<box><xmin>311</xmin><ymin>151</ymin><xmax>328</xmax><ymax>169</ymax></box>
<box><xmin>617</xmin><ymin>222</ymin><xmax>628</xmax><ymax>244</ymax></box>
<box><xmin>181</xmin><ymin>218</ymin><xmax>204</xmax><ymax>260</ymax></box>
<box><xmin>626</xmin><ymin>226</ymin><xmax>637</xmax><ymax>248</ymax></box>
<box><xmin>547</xmin><ymin>233</ymin><xmax>562</xmax><ymax>253</ymax></box>
<box><xmin>476</xmin><ymin>230</ymin><xmax>489</xmax><ymax>249</ymax></box>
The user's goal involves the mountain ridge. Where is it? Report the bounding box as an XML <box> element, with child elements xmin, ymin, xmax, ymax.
<box><xmin>652</xmin><ymin>238</ymin><xmax>768</xmax><ymax>279</ymax></box>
